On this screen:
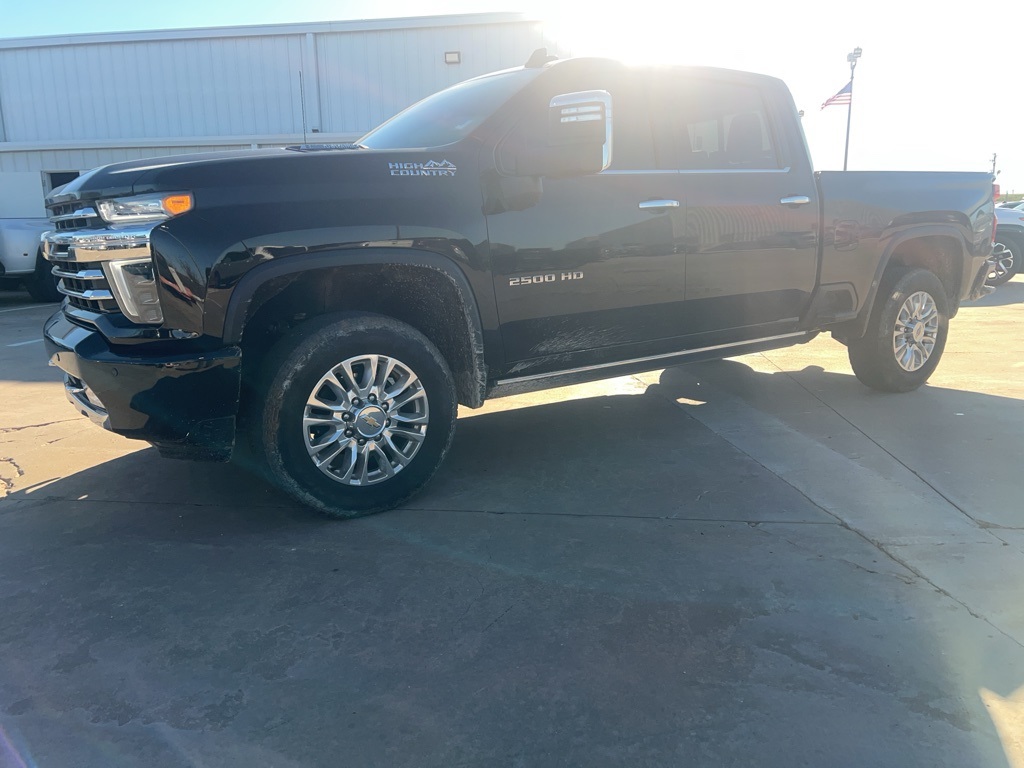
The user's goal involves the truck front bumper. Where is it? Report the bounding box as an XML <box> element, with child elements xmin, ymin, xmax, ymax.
<box><xmin>43</xmin><ymin>311</ymin><xmax>241</xmax><ymax>461</ymax></box>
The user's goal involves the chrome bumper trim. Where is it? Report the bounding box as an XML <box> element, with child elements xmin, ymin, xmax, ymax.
<box><xmin>64</xmin><ymin>374</ymin><xmax>110</xmax><ymax>428</ymax></box>
<box><xmin>42</xmin><ymin>225</ymin><xmax>154</xmax><ymax>262</ymax></box>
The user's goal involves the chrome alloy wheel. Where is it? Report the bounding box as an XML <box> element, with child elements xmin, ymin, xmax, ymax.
<box><xmin>302</xmin><ymin>354</ymin><xmax>429</xmax><ymax>486</ymax></box>
<box><xmin>987</xmin><ymin>242</ymin><xmax>1015</xmax><ymax>283</ymax></box>
<box><xmin>892</xmin><ymin>291</ymin><xmax>939</xmax><ymax>372</ymax></box>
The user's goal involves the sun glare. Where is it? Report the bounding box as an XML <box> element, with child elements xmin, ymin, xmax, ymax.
<box><xmin>534</xmin><ymin>1</ymin><xmax>1016</xmax><ymax>186</ymax></box>
<box><xmin>541</xmin><ymin>10</ymin><xmax>697</xmax><ymax>66</ymax></box>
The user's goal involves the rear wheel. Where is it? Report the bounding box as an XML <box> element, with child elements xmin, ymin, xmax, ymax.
<box><xmin>986</xmin><ymin>237</ymin><xmax>1020</xmax><ymax>287</ymax></box>
<box><xmin>847</xmin><ymin>268</ymin><xmax>949</xmax><ymax>393</ymax></box>
<box><xmin>255</xmin><ymin>313</ymin><xmax>457</xmax><ymax>518</ymax></box>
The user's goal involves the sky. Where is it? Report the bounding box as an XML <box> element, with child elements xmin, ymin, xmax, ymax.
<box><xmin>2</xmin><ymin>0</ymin><xmax>1022</xmax><ymax>191</ymax></box>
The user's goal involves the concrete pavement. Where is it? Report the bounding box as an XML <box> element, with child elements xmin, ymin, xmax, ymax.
<box><xmin>1</xmin><ymin>280</ymin><xmax>1022</xmax><ymax>767</ymax></box>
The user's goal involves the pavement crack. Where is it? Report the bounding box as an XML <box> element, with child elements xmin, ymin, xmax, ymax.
<box><xmin>0</xmin><ymin>495</ymin><xmax>296</xmax><ymax>510</ymax></box>
<box><xmin>451</xmin><ymin>575</ymin><xmax>486</xmax><ymax>638</ymax></box>
<box><xmin>760</xmin><ymin>527</ymin><xmax>882</xmax><ymax>577</ymax></box>
<box><xmin>400</xmin><ymin>506</ymin><xmax>835</xmax><ymax>525</ymax></box>
<box><xmin>0</xmin><ymin>456</ymin><xmax>25</xmax><ymax>495</ymax></box>
<box><xmin>481</xmin><ymin>601</ymin><xmax>519</xmax><ymax>633</ymax></box>
<box><xmin>0</xmin><ymin>419</ymin><xmax>78</xmax><ymax>434</ymax></box>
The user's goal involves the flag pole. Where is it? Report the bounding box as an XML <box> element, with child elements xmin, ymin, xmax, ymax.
<box><xmin>843</xmin><ymin>47</ymin><xmax>862</xmax><ymax>171</ymax></box>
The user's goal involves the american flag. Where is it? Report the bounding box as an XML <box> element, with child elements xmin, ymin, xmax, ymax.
<box><xmin>821</xmin><ymin>81</ymin><xmax>853</xmax><ymax>110</ymax></box>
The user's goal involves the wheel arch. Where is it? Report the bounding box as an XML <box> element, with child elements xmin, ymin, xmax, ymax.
<box><xmin>840</xmin><ymin>225</ymin><xmax>967</xmax><ymax>339</ymax></box>
<box><xmin>226</xmin><ymin>248</ymin><xmax>487</xmax><ymax>408</ymax></box>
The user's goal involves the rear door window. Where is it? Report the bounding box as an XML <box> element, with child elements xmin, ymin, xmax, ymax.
<box><xmin>654</xmin><ymin>78</ymin><xmax>780</xmax><ymax>171</ymax></box>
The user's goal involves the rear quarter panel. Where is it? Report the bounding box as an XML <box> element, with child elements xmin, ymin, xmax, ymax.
<box><xmin>816</xmin><ymin>171</ymin><xmax>994</xmax><ymax>309</ymax></box>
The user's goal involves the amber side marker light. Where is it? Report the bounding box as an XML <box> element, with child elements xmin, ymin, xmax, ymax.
<box><xmin>162</xmin><ymin>194</ymin><xmax>193</xmax><ymax>216</ymax></box>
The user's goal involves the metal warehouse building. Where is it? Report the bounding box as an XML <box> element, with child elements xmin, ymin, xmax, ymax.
<box><xmin>0</xmin><ymin>12</ymin><xmax>563</xmax><ymax>219</ymax></box>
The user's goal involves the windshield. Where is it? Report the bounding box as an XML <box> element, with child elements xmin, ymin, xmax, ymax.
<box><xmin>360</xmin><ymin>68</ymin><xmax>539</xmax><ymax>149</ymax></box>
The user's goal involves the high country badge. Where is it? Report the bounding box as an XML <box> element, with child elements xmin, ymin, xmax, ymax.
<box><xmin>389</xmin><ymin>160</ymin><xmax>457</xmax><ymax>177</ymax></box>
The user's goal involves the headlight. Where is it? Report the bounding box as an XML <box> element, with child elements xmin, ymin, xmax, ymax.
<box><xmin>102</xmin><ymin>258</ymin><xmax>163</xmax><ymax>324</ymax></box>
<box><xmin>96</xmin><ymin>192</ymin><xmax>193</xmax><ymax>224</ymax></box>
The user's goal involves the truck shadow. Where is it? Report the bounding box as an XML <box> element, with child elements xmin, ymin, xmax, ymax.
<box><xmin>643</xmin><ymin>359</ymin><xmax>1023</xmax><ymax>528</ymax></box>
<box><xmin>4</xmin><ymin>356</ymin><xmax>1021</xmax><ymax>530</ymax></box>
<box><xmin>0</xmin><ymin>363</ymin><xmax>1018</xmax><ymax>765</ymax></box>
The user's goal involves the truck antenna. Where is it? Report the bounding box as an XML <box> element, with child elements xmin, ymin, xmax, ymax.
<box><xmin>525</xmin><ymin>48</ymin><xmax>558</xmax><ymax>68</ymax></box>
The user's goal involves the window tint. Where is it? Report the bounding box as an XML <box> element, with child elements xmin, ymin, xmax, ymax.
<box><xmin>658</xmin><ymin>79</ymin><xmax>779</xmax><ymax>170</ymax></box>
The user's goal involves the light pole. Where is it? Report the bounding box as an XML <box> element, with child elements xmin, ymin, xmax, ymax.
<box><xmin>843</xmin><ymin>47</ymin><xmax>862</xmax><ymax>171</ymax></box>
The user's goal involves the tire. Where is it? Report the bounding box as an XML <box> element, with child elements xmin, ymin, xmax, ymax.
<box><xmin>23</xmin><ymin>250</ymin><xmax>61</xmax><ymax>302</ymax></box>
<box><xmin>847</xmin><ymin>268</ymin><xmax>949</xmax><ymax>393</ymax></box>
<box><xmin>255</xmin><ymin>313</ymin><xmax>457</xmax><ymax>518</ymax></box>
<box><xmin>986</xmin><ymin>236</ymin><xmax>1020</xmax><ymax>287</ymax></box>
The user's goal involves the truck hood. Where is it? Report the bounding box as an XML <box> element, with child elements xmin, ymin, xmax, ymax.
<box><xmin>45</xmin><ymin>148</ymin><xmax>292</xmax><ymax>205</ymax></box>
<box><xmin>45</xmin><ymin>145</ymin><xmax>466</xmax><ymax>207</ymax></box>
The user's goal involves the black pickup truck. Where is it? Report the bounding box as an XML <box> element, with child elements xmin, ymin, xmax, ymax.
<box><xmin>42</xmin><ymin>54</ymin><xmax>995</xmax><ymax>517</ymax></box>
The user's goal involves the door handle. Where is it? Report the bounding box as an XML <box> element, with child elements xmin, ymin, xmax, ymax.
<box><xmin>780</xmin><ymin>195</ymin><xmax>811</xmax><ymax>206</ymax></box>
<box><xmin>638</xmin><ymin>199</ymin><xmax>680</xmax><ymax>211</ymax></box>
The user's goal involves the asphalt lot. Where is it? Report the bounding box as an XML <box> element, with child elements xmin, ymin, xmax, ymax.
<box><xmin>1</xmin><ymin>279</ymin><xmax>1023</xmax><ymax>767</ymax></box>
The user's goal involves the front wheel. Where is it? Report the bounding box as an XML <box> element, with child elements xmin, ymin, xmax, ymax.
<box><xmin>847</xmin><ymin>268</ymin><xmax>949</xmax><ymax>393</ymax></box>
<box><xmin>23</xmin><ymin>251</ymin><xmax>61</xmax><ymax>302</ymax></box>
<box><xmin>255</xmin><ymin>314</ymin><xmax>457</xmax><ymax>518</ymax></box>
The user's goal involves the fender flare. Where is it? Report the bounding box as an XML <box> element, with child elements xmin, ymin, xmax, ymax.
<box><xmin>221</xmin><ymin>247</ymin><xmax>487</xmax><ymax>405</ymax></box>
<box><xmin>848</xmin><ymin>224</ymin><xmax>969</xmax><ymax>338</ymax></box>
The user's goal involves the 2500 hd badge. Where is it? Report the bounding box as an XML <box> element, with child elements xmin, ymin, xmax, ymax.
<box><xmin>509</xmin><ymin>271</ymin><xmax>585</xmax><ymax>286</ymax></box>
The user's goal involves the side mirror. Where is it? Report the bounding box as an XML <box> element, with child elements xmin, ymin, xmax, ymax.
<box><xmin>549</xmin><ymin>90</ymin><xmax>612</xmax><ymax>167</ymax></box>
<box><xmin>513</xmin><ymin>90</ymin><xmax>613</xmax><ymax>178</ymax></box>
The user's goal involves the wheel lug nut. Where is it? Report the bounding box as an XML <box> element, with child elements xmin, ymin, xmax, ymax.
<box><xmin>368</xmin><ymin>394</ymin><xmax>377</xmax><ymax>403</ymax></box>
<box><xmin>385</xmin><ymin>419</ymin><xmax>391</xmax><ymax>427</ymax></box>
<box><xmin>344</xmin><ymin>428</ymin><xmax>354</xmax><ymax>437</ymax></box>
<box><xmin>353</xmin><ymin>398</ymin><xmax>362</xmax><ymax>407</ymax></box>
<box><xmin>341</xmin><ymin>412</ymin><xmax>352</xmax><ymax>422</ymax></box>
<box><xmin>381</xmin><ymin>402</ymin><xmax>389</xmax><ymax>411</ymax></box>
<box><xmin>358</xmin><ymin>439</ymin><xmax>366</xmax><ymax>446</ymax></box>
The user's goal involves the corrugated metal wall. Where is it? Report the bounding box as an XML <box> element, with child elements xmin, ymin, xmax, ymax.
<box><xmin>0</xmin><ymin>36</ymin><xmax>306</xmax><ymax>142</ymax></box>
<box><xmin>0</xmin><ymin>14</ymin><xmax>563</xmax><ymax>162</ymax></box>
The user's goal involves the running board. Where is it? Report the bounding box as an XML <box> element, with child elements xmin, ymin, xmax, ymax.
<box><xmin>488</xmin><ymin>331</ymin><xmax>818</xmax><ymax>399</ymax></box>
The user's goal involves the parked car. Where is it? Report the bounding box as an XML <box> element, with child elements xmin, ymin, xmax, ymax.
<box><xmin>987</xmin><ymin>207</ymin><xmax>1024</xmax><ymax>286</ymax></box>
<box><xmin>41</xmin><ymin>54</ymin><xmax>995</xmax><ymax>517</ymax></box>
<box><xmin>0</xmin><ymin>218</ymin><xmax>59</xmax><ymax>301</ymax></box>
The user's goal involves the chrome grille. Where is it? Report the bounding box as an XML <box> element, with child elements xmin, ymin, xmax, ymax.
<box><xmin>51</xmin><ymin>261</ymin><xmax>119</xmax><ymax>313</ymax></box>
<box><xmin>50</xmin><ymin>204</ymin><xmax>101</xmax><ymax>231</ymax></box>
<box><xmin>43</xmin><ymin>202</ymin><xmax>154</xmax><ymax>322</ymax></box>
